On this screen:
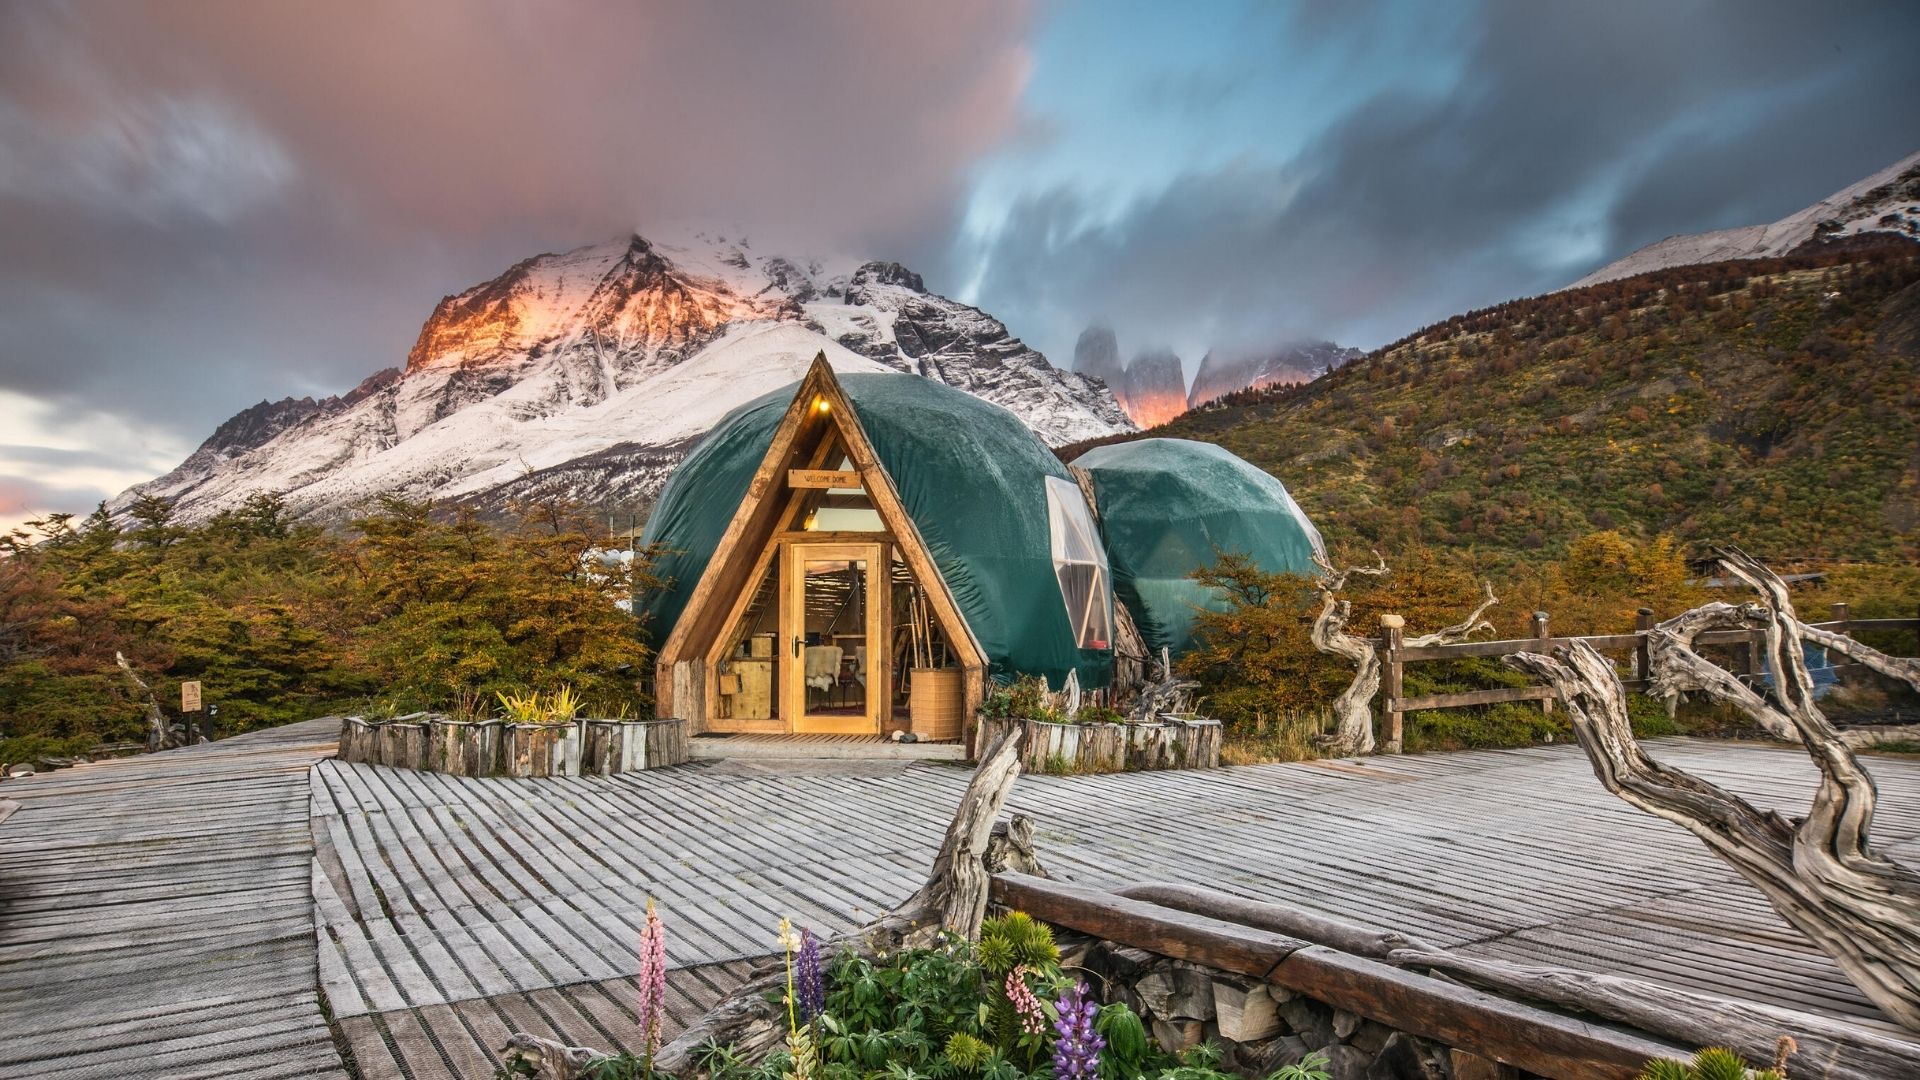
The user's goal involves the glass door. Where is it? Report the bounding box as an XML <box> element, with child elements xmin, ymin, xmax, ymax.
<box><xmin>782</xmin><ymin>542</ymin><xmax>883</xmax><ymax>734</ymax></box>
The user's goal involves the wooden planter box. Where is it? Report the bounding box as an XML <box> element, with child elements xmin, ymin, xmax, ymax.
<box><xmin>579</xmin><ymin>718</ymin><xmax>689</xmax><ymax>773</ymax></box>
<box><xmin>427</xmin><ymin>718</ymin><xmax>505</xmax><ymax>777</ymax></box>
<box><xmin>977</xmin><ymin>714</ymin><xmax>1222</xmax><ymax>774</ymax></box>
<box><xmin>337</xmin><ymin>716</ymin><xmax>687</xmax><ymax>777</ymax></box>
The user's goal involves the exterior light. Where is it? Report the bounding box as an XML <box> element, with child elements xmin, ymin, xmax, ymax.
<box><xmin>814</xmin><ymin>397</ymin><xmax>830</xmax><ymax>414</ymax></box>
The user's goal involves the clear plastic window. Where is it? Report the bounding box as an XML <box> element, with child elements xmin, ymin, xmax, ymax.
<box><xmin>1044</xmin><ymin>475</ymin><xmax>1114</xmax><ymax>651</ymax></box>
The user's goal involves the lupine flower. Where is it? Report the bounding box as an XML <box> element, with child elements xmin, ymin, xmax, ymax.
<box><xmin>637</xmin><ymin>897</ymin><xmax>668</xmax><ymax>1057</ymax></box>
<box><xmin>1051</xmin><ymin>981</ymin><xmax>1104</xmax><ymax>1079</ymax></box>
<box><xmin>1006</xmin><ymin>964</ymin><xmax>1047</xmax><ymax>1036</ymax></box>
<box><xmin>795</xmin><ymin>928</ymin><xmax>825</xmax><ymax>1022</ymax></box>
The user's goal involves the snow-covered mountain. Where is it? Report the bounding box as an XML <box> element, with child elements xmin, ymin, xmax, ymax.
<box><xmin>117</xmin><ymin>233</ymin><xmax>1134</xmax><ymax>523</ymax></box>
<box><xmin>1187</xmin><ymin>341</ymin><xmax>1362</xmax><ymax>408</ymax></box>
<box><xmin>1570</xmin><ymin>149</ymin><xmax>1920</xmax><ymax>289</ymax></box>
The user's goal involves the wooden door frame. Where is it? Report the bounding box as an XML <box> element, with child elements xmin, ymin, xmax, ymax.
<box><xmin>782</xmin><ymin>541</ymin><xmax>885</xmax><ymax>734</ymax></box>
<box><xmin>656</xmin><ymin>355</ymin><xmax>988</xmax><ymax>736</ymax></box>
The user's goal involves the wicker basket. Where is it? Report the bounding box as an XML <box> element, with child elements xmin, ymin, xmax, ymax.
<box><xmin>909</xmin><ymin>667</ymin><xmax>965</xmax><ymax>741</ymax></box>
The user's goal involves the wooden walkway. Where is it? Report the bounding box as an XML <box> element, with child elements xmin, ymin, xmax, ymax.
<box><xmin>9</xmin><ymin>726</ymin><xmax>1920</xmax><ymax>1078</ymax></box>
<box><xmin>0</xmin><ymin>719</ymin><xmax>347</xmax><ymax>1079</ymax></box>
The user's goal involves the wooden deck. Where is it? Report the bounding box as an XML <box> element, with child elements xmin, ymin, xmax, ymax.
<box><xmin>0</xmin><ymin>719</ymin><xmax>347</xmax><ymax>1079</ymax></box>
<box><xmin>7</xmin><ymin>723</ymin><xmax>1920</xmax><ymax>1077</ymax></box>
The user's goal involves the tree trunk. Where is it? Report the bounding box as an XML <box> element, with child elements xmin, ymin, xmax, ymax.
<box><xmin>1310</xmin><ymin>554</ymin><xmax>1390</xmax><ymax>755</ymax></box>
<box><xmin>1505</xmin><ymin>548</ymin><xmax>1920</xmax><ymax>1032</ymax></box>
<box><xmin>115</xmin><ymin>651</ymin><xmax>177</xmax><ymax>752</ymax></box>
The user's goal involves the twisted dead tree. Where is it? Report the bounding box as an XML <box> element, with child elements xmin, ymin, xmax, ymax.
<box><xmin>1507</xmin><ymin>548</ymin><xmax>1920</xmax><ymax>1032</ymax></box>
<box><xmin>116</xmin><ymin>651</ymin><xmax>179</xmax><ymax>752</ymax></box>
<box><xmin>504</xmin><ymin>727</ymin><xmax>1040</xmax><ymax>1077</ymax></box>
<box><xmin>1310</xmin><ymin>554</ymin><xmax>1498</xmax><ymax>755</ymax></box>
<box><xmin>1129</xmin><ymin>646</ymin><xmax>1197</xmax><ymax>724</ymax></box>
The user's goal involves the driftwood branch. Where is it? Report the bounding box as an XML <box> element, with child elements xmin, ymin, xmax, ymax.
<box><xmin>1506</xmin><ymin>547</ymin><xmax>1920</xmax><ymax>1032</ymax></box>
<box><xmin>1645</xmin><ymin>602</ymin><xmax>1798</xmax><ymax>740</ymax></box>
<box><xmin>1404</xmin><ymin>579</ymin><xmax>1499</xmax><ymax>649</ymax></box>
<box><xmin>1115</xmin><ymin>881</ymin><xmax>1920</xmax><ymax>1079</ymax></box>
<box><xmin>116</xmin><ymin>651</ymin><xmax>178</xmax><ymax>752</ymax></box>
<box><xmin>1128</xmin><ymin>646</ymin><xmax>1198</xmax><ymax>724</ymax></box>
<box><xmin>1800</xmin><ymin>621</ymin><xmax>1920</xmax><ymax>693</ymax></box>
<box><xmin>1309</xmin><ymin>552</ymin><xmax>1390</xmax><ymax>755</ymax></box>
<box><xmin>1310</xmin><ymin>555</ymin><xmax>1497</xmax><ymax>756</ymax></box>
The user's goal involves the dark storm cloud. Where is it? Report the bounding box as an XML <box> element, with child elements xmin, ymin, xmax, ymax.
<box><xmin>0</xmin><ymin>0</ymin><xmax>1034</xmax><ymax>440</ymax></box>
<box><xmin>965</xmin><ymin>0</ymin><xmax>1920</xmax><ymax>364</ymax></box>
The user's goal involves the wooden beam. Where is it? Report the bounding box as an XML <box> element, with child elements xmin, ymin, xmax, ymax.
<box><xmin>991</xmin><ymin>873</ymin><xmax>1687</xmax><ymax>1080</ymax></box>
<box><xmin>788</xmin><ymin>468</ymin><xmax>861</xmax><ymax>489</ymax></box>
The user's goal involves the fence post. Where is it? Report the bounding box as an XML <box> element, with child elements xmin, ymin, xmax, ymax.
<box><xmin>1380</xmin><ymin>615</ymin><xmax>1405</xmax><ymax>754</ymax></box>
<box><xmin>1634</xmin><ymin>608</ymin><xmax>1654</xmax><ymax>687</ymax></box>
<box><xmin>1531</xmin><ymin>611</ymin><xmax>1552</xmax><ymax>713</ymax></box>
<box><xmin>1830</xmin><ymin>602</ymin><xmax>1850</xmax><ymax>632</ymax></box>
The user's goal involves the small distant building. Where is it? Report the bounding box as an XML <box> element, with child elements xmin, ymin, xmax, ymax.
<box><xmin>638</xmin><ymin>355</ymin><xmax>1322</xmax><ymax>741</ymax></box>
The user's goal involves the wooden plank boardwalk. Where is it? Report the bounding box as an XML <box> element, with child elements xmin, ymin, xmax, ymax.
<box><xmin>10</xmin><ymin>724</ymin><xmax>1920</xmax><ymax>1078</ymax></box>
<box><xmin>0</xmin><ymin>718</ymin><xmax>347</xmax><ymax>1079</ymax></box>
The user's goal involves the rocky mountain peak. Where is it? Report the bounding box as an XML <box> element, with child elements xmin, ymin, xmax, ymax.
<box><xmin>1073</xmin><ymin>325</ymin><xmax>1123</xmax><ymax>385</ymax></box>
<box><xmin>1189</xmin><ymin>341</ymin><xmax>1361</xmax><ymax>408</ymax></box>
<box><xmin>849</xmin><ymin>261</ymin><xmax>926</xmax><ymax>293</ymax></box>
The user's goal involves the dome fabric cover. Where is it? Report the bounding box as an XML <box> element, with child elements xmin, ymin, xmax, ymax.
<box><xmin>1074</xmin><ymin>438</ymin><xmax>1325</xmax><ymax>658</ymax></box>
<box><xmin>637</xmin><ymin>372</ymin><xmax>1113</xmax><ymax>689</ymax></box>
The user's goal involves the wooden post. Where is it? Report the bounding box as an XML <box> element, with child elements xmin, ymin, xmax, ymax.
<box><xmin>1831</xmin><ymin>601</ymin><xmax>1851</xmax><ymax>632</ymax></box>
<box><xmin>1746</xmin><ymin>630</ymin><xmax>1764</xmax><ymax>684</ymax></box>
<box><xmin>1531</xmin><ymin>612</ymin><xmax>1552</xmax><ymax>713</ymax></box>
<box><xmin>1634</xmin><ymin>608</ymin><xmax>1654</xmax><ymax>687</ymax></box>
<box><xmin>1380</xmin><ymin>615</ymin><xmax>1405</xmax><ymax>754</ymax></box>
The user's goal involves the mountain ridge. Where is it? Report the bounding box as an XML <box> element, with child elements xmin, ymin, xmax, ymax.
<box><xmin>1571</xmin><ymin>149</ymin><xmax>1920</xmax><ymax>289</ymax></box>
<box><xmin>1067</xmin><ymin>240</ymin><xmax>1920</xmax><ymax>566</ymax></box>
<box><xmin>117</xmin><ymin>232</ymin><xmax>1133</xmax><ymax>523</ymax></box>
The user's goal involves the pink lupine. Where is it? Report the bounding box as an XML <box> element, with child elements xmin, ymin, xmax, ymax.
<box><xmin>637</xmin><ymin>897</ymin><xmax>668</xmax><ymax>1057</ymax></box>
<box><xmin>1006</xmin><ymin>964</ymin><xmax>1047</xmax><ymax>1036</ymax></box>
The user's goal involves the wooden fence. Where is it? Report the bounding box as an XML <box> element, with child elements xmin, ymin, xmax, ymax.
<box><xmin>1376</xmin><ymin>603</ymin><xmax>1920</xmax><ymax>752</ymax></box>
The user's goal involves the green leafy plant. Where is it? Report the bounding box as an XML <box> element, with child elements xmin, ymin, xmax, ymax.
<box><xmin>1639</xmin><ymin>1046</ymin><xmax>1783</xmax><ymax>1080</ymax></box>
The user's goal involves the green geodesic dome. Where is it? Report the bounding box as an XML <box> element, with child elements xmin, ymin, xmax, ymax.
<box><xmin>636</xmin><ymin>372</ymin><xmax>1113</xmax><ymax>688</ymax></box>
<box><xmin>1073</xmin><ymin>438</ymin><xmax>1326</xmax><ymax>658</ymax></box>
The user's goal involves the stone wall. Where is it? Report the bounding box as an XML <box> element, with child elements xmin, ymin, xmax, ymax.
<box><xmin>1060</xmin><ymin>930</ymin><xmax>1456</xmax><ymax>1080</ymax></box>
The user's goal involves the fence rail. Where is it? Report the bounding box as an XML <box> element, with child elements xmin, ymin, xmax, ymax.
<box><xmin>1376</xmin><ymin>603</ymin><xmax>1920</xmax><ymax>752</ymax></box>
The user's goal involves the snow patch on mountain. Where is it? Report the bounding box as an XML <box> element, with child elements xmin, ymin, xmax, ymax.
<box><xmin>1571</xmin><ymin>149</ymin><xmax>1920</xmax><ymax>289</ymax></box>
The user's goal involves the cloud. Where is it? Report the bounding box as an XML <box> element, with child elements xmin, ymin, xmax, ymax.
<box><xmin>0</xmin><ymin>0</ymin><xmax>1035</xmax><ymax>517</ymax></box>
<box><xmin>0</xmin><ymin>389</ymin><xmax>190</xmax><ymax>535</ymax></box>
<box><xmin>960</xmin><ymin>0</ymin><xmax>1920</xmax><ymax>366</ymax></box>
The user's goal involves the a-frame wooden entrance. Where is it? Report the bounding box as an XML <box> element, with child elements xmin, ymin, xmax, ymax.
<box><xmin>654</xmin><ymin>355</ymin><xmax>987</xmax><ymax>738</ymax></box>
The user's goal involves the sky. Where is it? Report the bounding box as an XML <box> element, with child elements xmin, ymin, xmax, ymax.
<box><xmin>2</xmin><ymin>0</ymin><xmax>1917</xmax><ymax>534</ymax></box>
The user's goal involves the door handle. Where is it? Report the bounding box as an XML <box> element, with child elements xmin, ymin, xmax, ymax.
<box><xmin>793</xmin><ymin>635</ymin><xmax>802</xmax><ymax>658</ymax></box>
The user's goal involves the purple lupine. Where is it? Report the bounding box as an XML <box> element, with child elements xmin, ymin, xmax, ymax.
<box><xmin>1052</xmin><ymin>981</ymin><xmax>1104</xmax><ymax>1079</ymax></box>
<box><xmin>795</xmin><ymin>928</ymin><xmax>825</xmax><ymax>1021</ymax></box>
<box><xmin>637</xmin><ymin>898</ymin><xmax>668</xmax><ymax>1057</ymax></box>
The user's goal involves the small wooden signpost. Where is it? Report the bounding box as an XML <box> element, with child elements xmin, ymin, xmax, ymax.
<box><xmin>181</xmin><ymin>681</ymin><xmax>203</xmax><ymax>744</ymax></box>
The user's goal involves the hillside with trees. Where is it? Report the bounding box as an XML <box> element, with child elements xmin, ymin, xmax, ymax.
<box><xmin>0</xmin><ymin>494</ymin><xmax>652</xmax><ymax>763</ymax></box>
<box><xmin>1070</xmin><ymin>240</ymin><xmax>1920</xmax><ymax>568</ymax></box>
